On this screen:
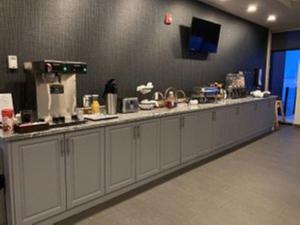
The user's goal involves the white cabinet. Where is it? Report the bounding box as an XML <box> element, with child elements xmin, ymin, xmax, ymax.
<box><xmin>181</xmin><ymin>113</ymin><xmax>201</xmax><ymax>163</ymax></box>
<box><xmin>5</xmin><ymin>99</ymin><xmax>276</xmax><ymax>225</ymax></box>
<box><xmin>12</xmin><ymin>135</ymin><xmax>66</xmax><ymax>225</ymax></box>
<box><xmin>212</xmin><ymin>108</ymin><xmax>228</xmax><ymax>150</ymax></box>
<box><xmin>106</xmin><ymin>119</ymin><xmax>161</xmax><ymax>192</ymax></box>
<box><xmin>136</xmin><ymin>119</ymin><xmax>160</xmax><ymax>181</ymax></box>
<box><xmin>257</xmin><ymin>100</ymin><xmax>275</xmax><ymax>131</ymax></box>
<box><xmin>226</xmin><ymin>106</ymin><xmax>241</xmax><ymax>144</ymax></box>
<box><xmin>239</xmin><ymin>103</ymin><xmax>255</xmax><ymax>139</ymax></box>
<box><xmin>105</xmin><ymin>123</ymin><xmax>136</xmax><ymax>193</ymax></box>
<box><xmin>66</xmin><ymin>129</ymin><xmax>105</xmax><ymax>209</ymax></box>
<box><xmin>164</xmin><ymin>111</ymin><xmax>214</xmax><ymax>165</ymax></box>
<box><xmin>160</xmin><ymin>116</ymin><xmax>181</xmax><ymax>170</ymax></box>
<box><xmin>197</xmin><ymin>110</ymin><xmax>213</xmax><ymax>156</ymax></box>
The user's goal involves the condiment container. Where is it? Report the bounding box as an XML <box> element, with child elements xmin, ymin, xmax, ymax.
<box><xmin>91</xmin><ymin>95</ymin><xmax>100</xmax><ymax>114</ymax></box>
<box><xmin>106</xmin><ymin>93</ymin><xmax>118</xmax><ymax>115</ymax></box>
<box><xmin>83</xmin><ymin>95</ymin><xmax>93</xmax><ymax>114</ymax></box>
<box><xmin>2</xmin><ymin>108</ymin><xmax>14</xmax><ymax>133</ymax></box>
<box><xmin>153</xmin><ymin>92</ymin><xmax>165</xmax><ymax>108</ymax></box>
<box><xmin>76</xmin><ymin>108</ymin><xmax>85</xmax><ymax>121</ymax></box>
<box><xmin>165</xmin><ymin>91</ymin><xmax>177</xmax><ymax>109</ymax></box>
<box><xmin>83</xmin><ymin>95</ymin><xmax>92</xmax><ymax>108</ymax></box>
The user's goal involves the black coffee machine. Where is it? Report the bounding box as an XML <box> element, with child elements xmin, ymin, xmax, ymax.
<box><xmin>225</xmin><ymin>72</ymin><xmax>247</xmax><ymax>99</ymax></box>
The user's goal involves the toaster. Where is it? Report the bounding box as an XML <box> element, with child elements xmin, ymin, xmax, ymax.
<box><xmin>121</xmin><ymin>97</ymin><xmax>139</xmax><ymax>113</ymax></box>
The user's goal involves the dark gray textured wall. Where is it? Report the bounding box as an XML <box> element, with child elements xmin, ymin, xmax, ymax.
<box><xmin>272</xmin><ymin>30</ymin><xmax>300</xmax><ymax>51</ymax></box>
<box><xmin>0</xmin><ymin>0</ymin><xmax>268</xmax><ymax>111</ymax></box>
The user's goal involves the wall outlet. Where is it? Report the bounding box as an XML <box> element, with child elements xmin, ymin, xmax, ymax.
<box><xmin>8</xmin><ymin>55</ymin><xmax>18</xmax><ymax>70</ymax></box>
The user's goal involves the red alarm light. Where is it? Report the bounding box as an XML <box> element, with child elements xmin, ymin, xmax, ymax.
<box><xmin>164</xmin><ymin>13</ymin><xmax>173</xmax><ymax>25</ymax></box>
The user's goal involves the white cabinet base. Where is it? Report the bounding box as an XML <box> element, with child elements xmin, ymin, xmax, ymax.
<box><xmin>2</xmin><ymin>98</ymin><xmax>276</xmax><ymax>225</ymax></box>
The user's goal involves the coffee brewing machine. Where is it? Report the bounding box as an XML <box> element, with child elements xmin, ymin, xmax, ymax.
<box><xmin>225</xmin><ymin>72</ymin><xmax>247</xmax><ymax>99</ymax></box>
<box><xmin>25</xmin><ymin>60</ymin><xmax>87</xmax><ymax>125</ymax></box>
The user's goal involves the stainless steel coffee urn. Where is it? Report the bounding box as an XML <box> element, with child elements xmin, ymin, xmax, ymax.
<box><xmin>103</xmin><ymin>79</ymin><xmax>118</xmax><ymax>115</ymax></box>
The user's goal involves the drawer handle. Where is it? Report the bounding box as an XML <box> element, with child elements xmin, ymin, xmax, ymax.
<box><xmin>66</xmin><ymin>138</ymin><xmax>71</xmax><ymax>156</ymax></box>
<box><xmin>133</xmin><ymin>126</ymin><xmax>138</xmax><ymax>139</ymax></box>
<box><xmin>180</xmin><ymin>117</ymin><xmax>185</xmax><ymax>128</ymax></box>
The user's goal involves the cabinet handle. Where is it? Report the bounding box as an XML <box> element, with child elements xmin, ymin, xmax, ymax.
<box><xmin>212</xmin><ymin>112</ymin><xmax>216</xmax><ymax>121</ymax></box>
<box><xmin>133</xmin><ymin>126</ymin><xmax>137</xmax><ymax>139</ymax></box>
<box><xmin>60</xmin><ymin>139</ymin><xmax>64</xmax><ymax>157</ymax></box>
<box><xmin>182</xmin><ymin>117</ymin><xmax>185</xmax><ymax>128</ymax></box>
<box><xmin>66</xmin><ymin>138</ymin><xmax>70</xmax><ymax>156</ymax></box>
<box><xmin>137</xmin><ymin>126</ymin><xmax>141</xmax><ymax>138</ymax></box>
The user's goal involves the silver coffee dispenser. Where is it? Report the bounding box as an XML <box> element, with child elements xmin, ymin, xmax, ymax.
<box><xmin>25</xmin><ymin>60</ymin><xmax>87</xmax><ymax>123</ymax></box>
<box><xmin>103</xmin><ymin>79</ymin><xmax>118</xmax><ymax>115</ymax></box>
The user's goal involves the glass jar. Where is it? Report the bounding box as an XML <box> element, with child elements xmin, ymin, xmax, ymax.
<box><xmin>165</xmin><ymin>91</ymin><xmax>177</xmax><ymax>109</ymax></box>
<box><xmin>91</xmin><ymin>95</ymin><xmax>100</xmax><ymax>114</ymax></box>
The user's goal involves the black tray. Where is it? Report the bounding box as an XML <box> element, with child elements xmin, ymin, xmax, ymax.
<box><xmin>14</xmin><ymin>123</ymin><xmax>50</xmax><ymax>134</ymax></box>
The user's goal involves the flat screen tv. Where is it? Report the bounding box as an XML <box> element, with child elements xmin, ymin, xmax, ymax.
<box><xmin>188</xmin><ymin>17</ymin><xmax>221</xmax><ymax>53</ymax></box>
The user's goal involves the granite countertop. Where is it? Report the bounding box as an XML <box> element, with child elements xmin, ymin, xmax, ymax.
<box><xmin>0</xmin><ymin>96</ymin><xmax>276</xmax><ymax>142</ymax></box>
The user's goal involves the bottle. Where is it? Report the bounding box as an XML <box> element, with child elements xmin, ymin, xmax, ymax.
<box><xmin>91</xmin><ymin>95</ymin><xmax>100</xmax><ymax>114</ymax></box>
<box><xmin>83</xmin><ymin>95</ymin><xmax>93</xmax><ymax>114</ymax></box>
<box><xmin>103</xmin><ymin>79</ymin><xmax>118</xmax><ymax>115</ymax></box>
<box><xmin>2</xmin><ymin>108</ymin><xmax>14</xmax><ymax>133</ymax></box>
<box><xmin>165</xmin><ymin>91</ymin><xmax>177</xmax><ymax>109</ymax></box>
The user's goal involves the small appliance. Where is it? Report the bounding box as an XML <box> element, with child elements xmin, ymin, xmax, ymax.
<box><xmin>225</xmin><ymin>73</ymin><xmax>247</xmax><ymax>99</ymax></box>
<box><xmin>121</xmin><ymin>97</ymin><xmax>139</xmax><ymax>113</ymax></box>
<box><xmin>191</xmin><ymin>86</ymin><xmax>219</xmax><ymax>103</ymax></box>
<box><xmin>25</xmin><ymin>60</ymin><xmax>87</xmax><ymax>125</ymax></box>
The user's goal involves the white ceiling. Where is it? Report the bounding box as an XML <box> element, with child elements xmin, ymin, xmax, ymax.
<box><xmin>198</xmin><ymin>0</ymin><xmax>300</xmax><ymax>32</ymax></box>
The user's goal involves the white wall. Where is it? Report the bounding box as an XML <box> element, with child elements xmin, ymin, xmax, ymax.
<box><xmin>294</xmin><ymin>62</ymin><xmax>300</xmax><ymax>125</ymax></box>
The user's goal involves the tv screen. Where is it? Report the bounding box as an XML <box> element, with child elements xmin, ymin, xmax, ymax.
<box><xmin>188</xmin><ymin>17</ymin><xmax>221</xmax><ymax>53</ymax></box>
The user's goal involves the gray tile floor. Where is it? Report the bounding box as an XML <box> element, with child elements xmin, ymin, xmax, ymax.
<box><xmin>59</xmin><ymin>125</ymin><xmax>300</xmax><ymax>225</ymax></box>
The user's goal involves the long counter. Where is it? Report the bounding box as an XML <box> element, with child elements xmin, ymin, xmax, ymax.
<box><xmin>0</xmin><ymin>96</ymin><xmax>276</xmax><ymax>142</ymax></box>
<box><xmin>0</xmin><ymin>96</ymin><xmax>276</xmax><ymax>225</ymax></box>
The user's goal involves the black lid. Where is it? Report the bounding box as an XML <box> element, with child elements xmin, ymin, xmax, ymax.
<box><xmin>103</xmin><ymin>79</ymin><xmax>118</xmax><ymax>97</ymax></box>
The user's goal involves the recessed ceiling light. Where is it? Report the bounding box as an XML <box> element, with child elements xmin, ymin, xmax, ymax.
<box><xmin>247</xmin><ymin>4</ymin><xmax>257</xmax><ymax>13</ymax></box>
<box><xmin>267</xmin><ymin>14</ymin><xmax>277</xmax><ymax>22</ymax></box>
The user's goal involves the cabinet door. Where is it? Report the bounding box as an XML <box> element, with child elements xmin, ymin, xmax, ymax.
<box><xmin>198</xmin><ymin>110</ymin><xmax>213</xmax><ymax>156</ymax></box>
<box><xmin>181</xmin><ymin>113</ymin><xmax>200</xmax><ymax>163</ymax></box>
<box><xmin>226</xmin><ymin>106</ymin><xmax>241</xmax><ymax>144</ymax></box>
<box><xmin>266</xmin><ymin>99</ymin><xmax>275</xmax><ymax>128</ymax></box>
<box><xmin>66</xmin><ymin>129</ymin><xmax>105</xmax><ymax>209</ymax></box>
<box><xmin>258</xmin><ymin>100</ymin><xmax>275</xmax><ymax>130</ymax></box>
<box><xmin>212</xmin><ymin>108</ymin><xmax>228</xmax><ymax>150</ymax></box>
<box><xmin>252</xmin><ymin>102</ymin><xmax>260</xmax><ymax>133</ymax></box>
<box><xmin>136</xmin><ymin>119</ymin><xmax>160</xmax><ymax>181</ymax></box>
<box><xmin>161</xmin><ymin>116</ymin><xmax>181</xmax><ymax>170</ymax></box>
<box><xmin>105</xmin><ymin>123</ymin><xmax>136</xmax><ymax>193</ymax></box>
<box><xmin>12</xmin><ymin>135</ymin><xmax>66</xmax><ymax>225</ymax></box>
<box><xmin>239</xmin><ymin>103</ymin><xmax>254</xmax><ymax>139</ymax></box>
